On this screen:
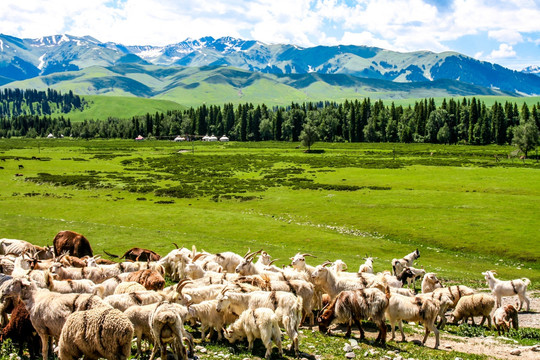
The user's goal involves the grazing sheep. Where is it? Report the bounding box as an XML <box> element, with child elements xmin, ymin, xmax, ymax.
<box><xmin>149</xmin><ymin>301</ymin><xmax>188</xmax><ymax>360</ymax></box>
<box><xmin>385</xmin><ymin>293</ymin><xmax>440</xmax><ymax>349</ymax></box>
<box><xmin>391</xmin><ymin>249</ymin><xmax>420</xmax><ymax>276</ymax></box>
<box><xmin>432</xmin><ymin>285</ymin><xmax>475</xmax><ymax>308</ymax></box>
<box><xmin>451</xmin><ymin>293</ymin><xmax>495</xmax><ymax>327</ymax></box>
<box><xmin>482</xmin><ymin>270</ymin><xmax>530</xmax><ymax>311</ymax></box>
<box><xmin>224</xmin><ymin>308</ymin><xmax>283</xmax><ymax>360</ymax></box>
<box><xmin>58</xmin><ymin>307</ymin><xmax>134</xmax><ymax>360</ymax></box>
<box><xmin>317</xmin><ymin>286</ymin><xmax>390</xmax><ymax>344</ymax></box>
<box><xmin>493</xmin><ymin>304</ymin><xmax>519</xmax><ymax>335</ymax></box>
<box><xmin>415</xmin><ymin>291</ymin><xmax>454</xmax><ymax>329</ymax></box>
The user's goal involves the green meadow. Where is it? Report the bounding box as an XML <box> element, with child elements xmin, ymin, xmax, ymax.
<box><xmin>0</xmin><ymin>139</ymin><xmax>538</xmax><ymax>288</ymax></box>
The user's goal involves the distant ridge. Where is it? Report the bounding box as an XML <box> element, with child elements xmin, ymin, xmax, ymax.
<box><xmin>1</xmin><ymin>33</ymin><xmax>539</xmax><ymax>97</ymax></box>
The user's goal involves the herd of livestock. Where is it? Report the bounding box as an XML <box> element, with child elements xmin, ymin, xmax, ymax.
<box><xmin>0</xmin><ymin>230</ymin><xmax>532</xmax><ymax>360</ymax></box>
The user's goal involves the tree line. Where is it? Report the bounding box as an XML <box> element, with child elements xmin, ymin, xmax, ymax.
<box><xmin>0</xmin><ymin>88</ymin><xmax>84</xmax><ymax>118</ymax></box>
<box><xmin>1</xmin><ymin>96</ymin><xmax>539</xmax><ymax>155</ymax></box>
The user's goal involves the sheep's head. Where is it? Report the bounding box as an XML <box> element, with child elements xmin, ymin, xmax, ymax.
<box><xmin>332</xmin><ymin>259</ymin><xmax>347</xmax><ymax>272</ymax></box>
<box><xmin>223</xmin><ymin>326</ymin><xmax>241</xmax><ymax>343</ymax></box>
<box><xmin>49</xmin><ymin>261</ymin><xmax>65</xmax><ymax>275</ymax></box>
<box><xmin>235</xmin><ymin>260</ymin><xmax>253</xmax><ymax>275</ymax></box>
<box><xmin>311</xmin><ymin>264</ymin><xmax>329</xmax><ymax>284</ymax></box>
<box><xmin>2</xmin><ymin>277</ymin><xmax>32</xmax><ymax>298</ymax></box>
<box><xmin>259</xmin><ymin>251</ymin><xmax>272</xmax><ymax>265</ymax></box>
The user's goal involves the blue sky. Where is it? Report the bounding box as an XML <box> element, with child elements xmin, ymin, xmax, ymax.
<box><xmin>3</xmin><ymin>0</ymin><xmax>539</xmax><ymax>70</ymax></box>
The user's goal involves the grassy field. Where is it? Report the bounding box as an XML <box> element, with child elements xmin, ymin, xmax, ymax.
<box><xmin>67</xmin><ymin>95</ymin><xmax>185</xmax><ymax>122</ymax></box>
<box><xmin>0</xmin><ymin>139</ymin><xmax>538</xmax><ymax>359</ymax></box>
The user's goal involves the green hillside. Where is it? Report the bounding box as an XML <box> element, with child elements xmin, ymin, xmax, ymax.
<box><xmin>68</xmin><ymin>95</ymin><xmax>184</xmax><ymax>122</ymax></box>
<box><xmin>2</xmin><ymin>64</ymin><xmax>517</xmax><ymax>108</ymax></box>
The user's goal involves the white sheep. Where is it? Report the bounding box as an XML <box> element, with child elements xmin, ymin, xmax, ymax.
<box><xmin>311</xmin><ymin>265</ymin><xmax>382</xmax><ymax>300</ymax></box>
<box><xmin>224</xmin><ymin>308</ymin><xmax>283</xmax><ymax>360</ymax></box>
<box><xmin>104</xmin><ymin>290</ymin><xmax>168</xmax><ymax>311</ymax></box>
<box><xmin>43</xmin><ymin>270</ymin><xmax>97</xmax><ymax>294</ymax></box>
<box><xmin>482</xmin><ymin>270</ymin><xmax>530</xmax><ymax>311</ymax></box>
<box><xmin>451</xmin><ymin>293</ymin><xmax>495</xmax><ymax>327</ymax></box>
<box><xmin>358</xmin><ymin>257</ymin><xmax>374</xmax><ymax>273</ymax></box>
<box><xmin>415</xmin><ymin>291</ymin><xmax>454</xmax><ymax>329</ymax></box>
<box><xmin>58</xmin><ymin>307</ymin><xmax>134</xmax><ymax>360</ymax></box>
<box><xmin>185</xmin><ymin>299</ymin><xmax>237</xmax><ymax>340</ymax></box>
<box><xmin>114</xmin><ymin>281</ymin><xmax>147</xmax><ymax>294</ymax></box>
<box><xmin>385</xmin><ymin>293</ymin><xmax>440</xmax><ymax>349</ymax></box>
<box><xmin>432</xmin><ymin>285</ymin><xmax>475</xmax><ymax>308</ymax></box>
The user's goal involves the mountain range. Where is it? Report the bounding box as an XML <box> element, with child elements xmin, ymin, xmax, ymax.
<box><xmin>1</xmin><ymin>34</ymin><xmax>539</xmax><ymax>104</ymax></box>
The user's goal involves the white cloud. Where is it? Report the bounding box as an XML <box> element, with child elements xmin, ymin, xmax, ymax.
<box><xmin>488</xmin><ymin>30</ymin><xmax>523</xmax><ymax>44</ymax></box>
<box><xmin>489</xmin><ymin>44</ymin><xmax>517</xmax><ymax>59</ymax></box>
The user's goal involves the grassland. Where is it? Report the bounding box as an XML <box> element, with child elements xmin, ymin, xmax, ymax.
<box><xmin>0</xmin><ymin>139</ymin><xmax>538</xmax><ymax>360</ymax></box>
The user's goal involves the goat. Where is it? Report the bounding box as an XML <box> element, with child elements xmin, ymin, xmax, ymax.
<box><xmin>358</xmin><ymin>256</ymin><xmax>374</xmax><ymax>273</ymax></box>
<box><xmin>224</xmin><ymin>308</ymin><xmax>283</xmax><ymax>360</ymax></box>
<box><xmin>414</xmin><ymin>291</ymin><xmax>454</xmax><ymax>329</ymax></box>
<box><xmin>1</xmin><ymin>277</ymin><xmax>110</xmax><ymax>360</ymax></box>
<box><xmin>104</xmin><ymin>290</ymin><xmax>169</xmax><ymax>311</ymax></box>
<box><xmin>311</xmin><ymin>265</ymin><xmax>382</xmax><ymax>300</ymax></box>
<box><xmin>58</xmin><ymin>307</ymin><xmax>134</xmax><ymax>360</ymax></box>
<box><xmin>493</xmin><ymin>304</ymin><xmax>519</xmax><ymax>335</ymax></box>
<box><xmin>482</xmin><ymin>270</ymin><xmax>530</xmax><ymax>311</ymax></box>
<box><xmin>105</xmin><ymin>247</ymin><xmax>161</xmax><ymax>261</ymax></box>
<box><xmin>405</xmin><ymin>266</ymin><xmax>426</xmax><ymax>291</ymax></box>
<box><xmin>149</xmin><ymin>301</ymin><xmax>188</xmax><ymax>360</ymax></box>
<box><xmin>216</xmin><ymin>289</ymin><xmax>303</xmax><ymax>355</ymax></box>
<box><xmin>432</xmin><ymin>285</ymin><xmax>475</xmax><ymax>308</ymax></box>
<box><xmin>50</xmin><ymin>261</ymin><xmax>109</xmax><ymax>283</ymax></box>
<box><xmin>385</xmin><ymin>293</ymin><xmax>440</xmax><ymax>349</ymax></box>
<box><xmin>317</xmin><ymin>286</ymin><xmax>390</xmax><ymax>344</ymax></box>
<box><xmin>114</xmin><ymin>281</ymin><xmax>147</xmax><ymax>294</ymax></box>
<box><xmin>391</xmin><ymin>249</ymin><xmax>420</xmax><ymax>276</ymax></box>
<box><xmin>53</xmin><ymin>230</ymin><xmax>93</xmax><ymax>258</ymax></box>
<box><xmin>123</xmin><ymin>269</ymin><xmax>165</xmax><ymax>291</ymax></box>
<box><xmin>0</xmin><ymin>238</ymin><xmax>54</xmax><ymax>259</ymax></box>
<box><xmin>43</xmin><ymin>270</ymin><xmax>97</xmax><ymax>294</ymax></box>
<box><xmin>185</xmin><ymin>299</ymin><xmax>237</xmax><ymax>340</ymax></box>
<box><xmin>451</xmin><ymin>293</ymin><xmax>495</xmax><ymax>327</ymax></box>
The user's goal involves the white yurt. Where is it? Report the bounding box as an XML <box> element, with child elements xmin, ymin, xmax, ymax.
<box><xmin>173</xmin><ymin>136</ymin><xmax>186</xmax><ymax>142</ymax></box>
<box><xmin>208</xmin><ymin>135</ymin><xmax>218</xmax><ymax>142</ymax></box>
<box><xmin>47</xmin><ymin>133</ymin><xmax>55</xmax><ymax>139</ymax></box>
<box><xmin>219</xmin><ymin>135</ymin><xmax>229</xmax><ymax>142</ymax></box>
<box><xmin>202</xmin><ymin>135</ymin><xmax>210</xmax><ymax>141</ymax></box>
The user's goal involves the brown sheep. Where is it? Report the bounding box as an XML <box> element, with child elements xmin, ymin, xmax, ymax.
<box><xmin>53</xmin><ymin>230</ymin><xmax>93</xmax><ymax>258</ymax></box>
<box><xmin>493</xmin><ymin>304</ymin><xmax>519</xmax><ymax>335</ymax></box>
<box><xmin>0</xmin><ymin>298</ymin><xmax>41</xmax><ymax>359</ymax></box>
<box><xmin>451</xmin><ymin>293</ymin><xmax>495</xmax><ymax>327</ymax></box>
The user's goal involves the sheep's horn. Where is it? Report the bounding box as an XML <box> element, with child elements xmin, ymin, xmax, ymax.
<box><xmin>246</xmin><ymin>249</ymin><xmax>263</xmax><ymax>262</ymax></box>
<box><xmin>192</xmin><ymin>253</ymin><xmax>206</xmax><ymax>262</ymax></box>
<box><xmin>220</xmin><ymin>286</ymin><xmax>229</xmax><ymax>295</ymax></box>
<box><xmin>302</xmin><ymin>253</ymin><xmax>317</xmax><ymax>258</ymax></box>
<box><xmin>243</xmin><ymin>248</ymin><xmax>252</xmax><ymax>259</ymax></box>
<box><xmin>321</xmin><ymin>261</ymin><xmax>332</xmax><ymax>267</ymax></box>
<box><xmin>342</xmin><ymin>263</ymin><xmax>348</xmax><ymax>271</ymax></box>
<box><xmin>176</xmin><ymin>280</ymin><xmax>192</xmax><ymax>294</ymax></box>
<box><xmin>172</xmin><ymin>242</ymin><xmax>179</xmax><ymax>249</ymax></box>
<box><xmin>268</xmin><ymin>259</ymin><xmax>279</xmax><ymax>266</ymax></box>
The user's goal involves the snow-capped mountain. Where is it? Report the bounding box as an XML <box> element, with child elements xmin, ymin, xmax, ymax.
<box><xmin>1</xmin><ymin>33</ymin><xmax>540</xmax><ymax>95</ymax></box>
<box><xmin>522</xmin><ymin>65</ymin><xmax>540</xmax><ymax>76</ymax></box>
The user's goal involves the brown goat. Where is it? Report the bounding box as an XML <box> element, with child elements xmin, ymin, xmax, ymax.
<box><xmin>493</xmin><ymin>304</ymin><xmax>519</xmax><ymax>335</ymax></box>
<box><xmin>0</xmin><ymin>298</ymin><xmax>41</xmax><ymax>359</ymax></box>
<box><xmin>53</xmin><ymin>230</ymin><xmax>93</xmax><ymax>258</ymax></box>
<box><xmin>124</xmin><ymin>269</ymin><xmax>165</xmax><ymax>291</ymax></box>
<box><xmin>317</xmin><ymin>286</ymin><xmax>390</xmax><ymax>344</ymax></box>
<box><xmin>105</xmin><ymin>247</ymin><xmax>161</xmax><ymax>261</ymax></box>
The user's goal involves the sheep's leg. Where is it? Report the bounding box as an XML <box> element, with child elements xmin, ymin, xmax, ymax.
<box><xmin>345</xmin><ymin>321</ymin><xmax>352</xmax><ymax>337</ymax></box>
<box><xmin>496</xmin><ymin>295</ymin><xmax>502</xmax><ymax>309</ymax></box>
<box><xmin>39</xmin><ymin>333</ymin><xmax>49</xmax><ymax>360</ymax></box>
<box><xmin>148</xmin><ymin>343</ymin><xmax>159</xmax><ymax>360</ymax></box>
<box><xmin>389</xmin><ymin>320</ymin><xmax>396</xmax><ymax>340</ymax></box>
<box><xmin>398</xmin><ymin>321</ymin><xmax>406</xmax><ymax>342</ymax></box>
<box><xmin>376</xmin><ymin>320</ymin><xmax>387</xmax><ymax>345</ymax></box>
<box><xmin>422</xmin><ymin>328</ymin><xmax>430</xmax><ymax>345</ymax></box>
<box><xmin>479</xmin><ymin>315</ymin><xmax>487</xmax><ymax>327</ymax></box>
<box><xmin>247</xmin><ymin>333</ymin><xmax>254</xmax><ymax>352</ymax></box>
<box><xmin>432</xmin><ymin>326</ymin><xmax>440</xmax><ymax>349</ymax></box>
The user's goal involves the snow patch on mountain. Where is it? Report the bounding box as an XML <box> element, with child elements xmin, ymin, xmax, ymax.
<box><xmin>38</xmin><ymin>54</ymin><xmax>46</xmax><ymax>70</ymax></box>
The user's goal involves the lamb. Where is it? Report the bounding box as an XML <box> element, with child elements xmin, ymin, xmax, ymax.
<box><xmin>451</xmin><ymin>293</ymin><xmax>495</xmax><ymax>327</ymax></box>
<box><xmin>385</xmin><ymin>293</ymin><xmax>440</xmax><ymax>349</ymax></box>
<box><xmin>482</xmin><ymin>270</ymin><xmax>530</xmax><ymax>311</ymax></box>
<box><xmin>493</xmin><ymin>304</ymin><xmax>519</xmax><ymax>335</ymax></box>
<box><xmin>224</xmin><ymin>308</ymin><xmax>283</xmax><ymax>360</ymax></box>
<box><xmin>58</xmin><ymin>307</ymin><xmax>133</xmax><ymax>360</ymax></box>
<box><xmin>1</xmin><ymin>277</ymin><xmax>111</xmax><ymax>360</ymax></box>
<box><xmin>216</xmin><ymin>289</ymin><xmax>303</xmax><ymax>355</ymax></box>
<box><xmin>123</xmin><ymin>268</ymin><xmax>165</xmax><ymax>291</ymax></box>
<box><xmin>317</xmin><ymin>286</ymin><xmax>390</xmax><ymax>344</ymax></box>
<box><xmin>358</xmin><ymin>256</ymin><xmax>374</xmax><ymax>273</ymax></box>
<box><xmin>391</xmin><ymin>249</ymin><xmax>420</xmax><ymax>276</ymax></box>
<box><xmin>185</xmin><ymin>299</ymin><xmax>237</xmax><ymax>340</ymax></box>
<box><xmin>149</xmin><ymin>301</ymin><xmax>188</xmax><ymax>360</ymax></box>
<box><xmin>0</xmin><ymin>298</ymin><xmax>41</xmax><ymax>359</ymax></box>
<box><xmin>421</xmin><ymin>272</ymin><xmax>442</xmax><ymax>294</ymax></box>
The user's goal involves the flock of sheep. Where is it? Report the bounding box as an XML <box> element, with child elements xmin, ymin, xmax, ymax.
<box><xmin>0</xmin><ymin>231</ymin><xmax>533</xmax><ymax>360</ymax></box>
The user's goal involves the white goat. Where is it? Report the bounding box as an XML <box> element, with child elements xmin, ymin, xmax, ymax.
<box><xmin>224</xmin><ymin>308</ymin><xmax>283</xmax><ymax>360</ymax></box>
<box><xmin>311</xmin><ymin>265</ymin><xmax>381</xmax><ymax>299</ymax></box>
<box><xmin>421</xmin><ymin>273</ymin><xmax>442</xmax><ymax>294</ymax></box>
<box><xmin>482</xmin><ymin>270</ymin><xmax>530</xmax><ymax>311</ymax></box>
<box><xmin>432</xmin><ymin>285</ymin><xmax>475</xmax><ymax>308</ymax></box>
<box><xmin>104</xmin><ymin>291</ymin><xmax>169</xmax><ymax>311</ymax></box>
<box><xmin>43</xmin><ymin>270</ymin><xmax>97</xmax><ymax>294</ymax></box>
<box><xmin>391</xmin><ymin>249</ymin><xmax>420</xmax><ymax>276</ymax></box>
<box><xmin>385</xmin><ymin>293</ymin><xmax>440</xmax><ymax>349</ymax></box>
<box><xmin>185</xmin><ymin>299</ymin><xmax>237</xmax><ymax>340</ymax></box>
<box><xmin>216</xmin><ymin>289</ymin><xmax>303</xmax><ymax>356</ymax></box>
<box><xmin>358</xmin><ymin>257</ymin><xmax>374</xmax><ymax>273</ymax></box>
<box><xmin>149</xmin><ymin>301</ymin><xmax>188</xmax><ymax>360</ymax></box>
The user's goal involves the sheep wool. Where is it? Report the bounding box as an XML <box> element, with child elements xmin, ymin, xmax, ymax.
<box><xmin>452</xmin><ymin>293</ymin><xmax>495</xmax><ymax>327</ymax></box>
<box><xmin>58</xmin><ymin>307</ymin><xmax>134</xmax><ymax>360</ymax></box>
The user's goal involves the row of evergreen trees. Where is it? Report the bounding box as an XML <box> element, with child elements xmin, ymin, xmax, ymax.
<box><xmin>1</xmin><ymin>96</ymin><xmax>539</xmax><ymax>150</ymax></box>
<box><xmin>0</xmin><ymin>88</ymin><xmax>84</xmax><ymax>117</ymax></box>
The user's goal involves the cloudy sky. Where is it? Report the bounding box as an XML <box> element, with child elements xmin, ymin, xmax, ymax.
<box><xmin>3</xmin><ymin>0</ymin><xmax>539</xmax><ymax>70</ymax></box>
